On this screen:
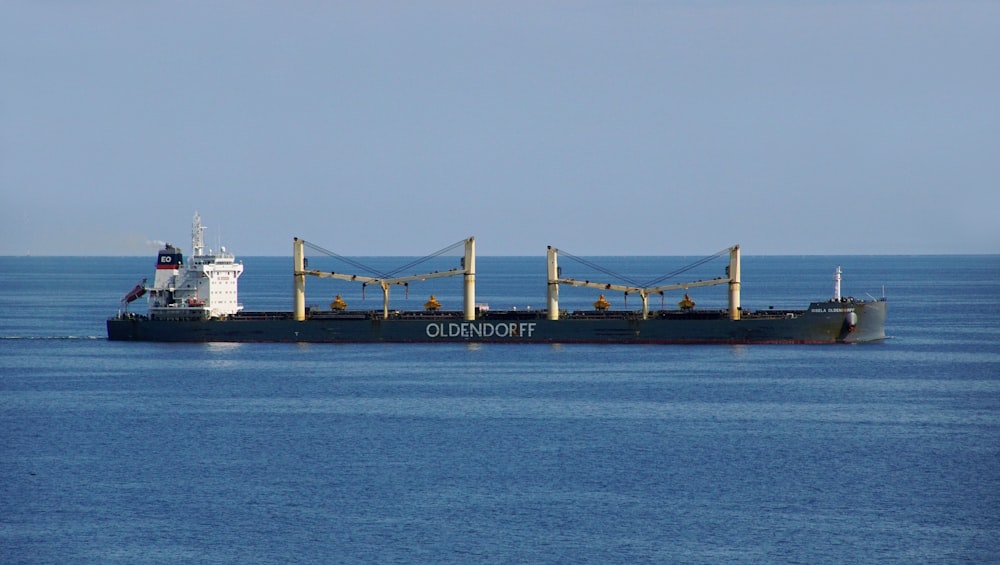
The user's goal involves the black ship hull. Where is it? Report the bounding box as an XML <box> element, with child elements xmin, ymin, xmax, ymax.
<box><xmin>109</xmin><ymin>219</ymin><xmax>887</xmax><ymax>345</ymax></box>
<box><xmin>107</xmin><ymin>300</ymin><xmax>886</xmax><ymax>344</ymax></box>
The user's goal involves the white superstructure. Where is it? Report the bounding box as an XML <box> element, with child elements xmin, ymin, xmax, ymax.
<box><xmin>146</xmin><ymin>213</ymin><xmax>243</xmax><ymax>320</ymax></box>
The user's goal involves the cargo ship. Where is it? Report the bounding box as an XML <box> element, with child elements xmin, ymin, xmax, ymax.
<box><xmin>107</xmin><ymin>214</ymin><xmax>886</xmax><ymax>344</ymax></box>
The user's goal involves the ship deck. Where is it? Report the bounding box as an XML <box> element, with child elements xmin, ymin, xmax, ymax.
<box><xmin>207</xmin><ymin>308</ymin><xmax>809</xmax><ymax>322</ymax></box>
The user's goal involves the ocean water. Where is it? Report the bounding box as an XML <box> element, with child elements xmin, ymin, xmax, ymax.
<box><xmin>2</xmin><ymin>254</ymin><xmax>999</xmax><ymax>564</ymax></box>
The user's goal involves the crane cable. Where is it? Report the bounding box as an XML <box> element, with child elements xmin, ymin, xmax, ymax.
<box><xmin>557</xmin><ymin>247</ymin><xmax>731</xmax><ymax>289</ymax></box>
<box><xmin>301</xmin><ymin>238</ymin><xmax>468</xmax><ymax>280</ymax></box>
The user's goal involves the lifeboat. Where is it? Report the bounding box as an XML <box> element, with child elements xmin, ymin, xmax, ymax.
<box><xmin>121</xmin><ymin>279</ymin><xmax>147</xmax><ymax>304</ymax></box>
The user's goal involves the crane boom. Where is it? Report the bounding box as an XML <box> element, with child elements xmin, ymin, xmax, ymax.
<box><xmin>554</xmin><ymin>276</ymin><xmax>729</xmax><ymax>296</ymax></box>
<box><xmin>302</xmin><ymin>268</ymin><xmax>466</xmax><ymax>287</ymax></box>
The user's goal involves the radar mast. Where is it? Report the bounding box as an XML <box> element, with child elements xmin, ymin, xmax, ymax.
<box><xmin>192</xmin><ymin>212</ymin><xmax>206</xmax><ymax>257</ymax></box>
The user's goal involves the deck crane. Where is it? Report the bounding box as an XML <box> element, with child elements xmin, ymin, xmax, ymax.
<box><xmin>546</xmin><ymin>245</ymin><xmax>742</xmax><ymax>321</ymax></box>
<box><xmin>293</xmin><ymin>237</ymin><xmax>476</xmax><ymax>321</ymax></box>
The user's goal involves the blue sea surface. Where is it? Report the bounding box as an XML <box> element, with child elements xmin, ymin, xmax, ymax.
<box><xmin>2</xmin><ymin>254</ymin><xmax>999</xmax><ymax>563</ymax></box>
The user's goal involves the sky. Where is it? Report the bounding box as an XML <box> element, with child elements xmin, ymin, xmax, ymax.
<box><xmin>2</xmin><ymin>1</ymin><xmax>998</xmax><ymax>256</ymax></box>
